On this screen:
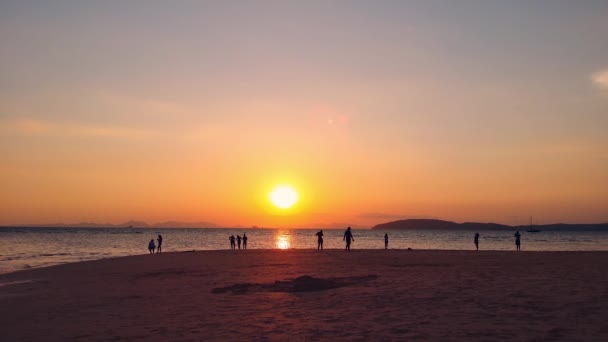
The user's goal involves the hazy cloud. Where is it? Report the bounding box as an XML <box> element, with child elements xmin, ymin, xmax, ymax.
<box><xmin>0</xmin><ymin>118</ymin><xmax>157</xmax><ymax>140</ymax></box>
<box><xmin>357</xmin><ymin>212</ymin><xmax>438</xmax><ymax>220</ymax></box>
<box><xmin>592</xmin><ymin>69</ymin><xmax>608</xmax><ymax>91</ymax></box>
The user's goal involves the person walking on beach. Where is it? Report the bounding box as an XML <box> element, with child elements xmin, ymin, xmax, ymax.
<box><xmin>148</xmin><ymin>239</ymin><xmax>156</xmax><ymax>254</ymax></box>
<box><xmin>242</xmin><ymin>233</ymin><xmax>248</xmax><ymax>249</ymax></box>
<box><xmin>474</xmin><ymin>233</ymin><xmax>479</xmax><ymax>251</ymax></box>
<box><xmin>157</xmin><ymin>234</ymin><xmax>163</xmax><ymax>254</ymax></box>
<box><xmin>514</xmin><ymin>231</ymin><xmax>521</xmax><ymax>251</ymax></box>
<box><xmin>237</xmin><ymin>235</ymin><xmax>242</xmax><ymax>249</ymax></box>
<box><xmin>229</xmin><ymin>235</ymin><xmax>236</xmax><ymax>250</ymax></box>
<box><xmin>343</xmin><ymin>227</ymin><xmax>354</xmax><ymax>252</ymax></box>
<box><xmin>384</xmin><ymin>233</ymin><xmax>389</xmax><ymax>249</ymax></box>
<box><xmin>315</xmin><ymin>230</ymin><xmax>324</xmax><ymax>251</ymax></box>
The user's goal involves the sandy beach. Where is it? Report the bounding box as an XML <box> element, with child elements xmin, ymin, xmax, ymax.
<box><xmin>1</xmin><ymin>249</ymin><xmax>607</xmax><ymax>341</ymax></box>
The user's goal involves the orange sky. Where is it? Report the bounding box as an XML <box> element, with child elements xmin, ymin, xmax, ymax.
<box><xmin>1</xmin><ymin>1</ymin><xmax>607</xmax><ymax>227</ymax></box>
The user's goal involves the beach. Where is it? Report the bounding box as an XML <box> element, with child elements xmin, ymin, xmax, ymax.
<box><xmin>1</xmin><ymin>249</ymin><xmax>607</xmax><ymax>341</ymax></box>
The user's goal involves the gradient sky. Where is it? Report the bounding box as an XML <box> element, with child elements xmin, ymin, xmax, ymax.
<box><xmin>1</xmin><ymin>0</ymin><xmax>607</xmax><ymax>227</ymax></box>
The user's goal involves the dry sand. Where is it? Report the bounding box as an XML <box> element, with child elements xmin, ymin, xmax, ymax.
<box><xmin>1</xmin><ymin>249</ymin><xmax>607</xmax><ymax>341</ymax></box>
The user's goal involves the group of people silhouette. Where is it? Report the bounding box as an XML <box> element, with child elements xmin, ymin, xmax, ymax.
<box><xmin>473</xmin><ymin>231</ymin><xmax>522</xmax><ymax>251</ymax></box>
<box><xmin>315</xmin><ymin>227</ymin><xmax>359</xmax><ymax>251</ymax></box>
<box><xmin>229</xmin><ymin>234</ymin><xmax>248</xmax><ymax>250</ymax></box>
<box><xmin>146</xmin><ymin>229</ymin><xmax>525</xmax><ymax>254</ymax></box>
<box><xmin>148</xmin><ymin>234</ymin><xmax>163</xmax><ymax>254</ymax></box>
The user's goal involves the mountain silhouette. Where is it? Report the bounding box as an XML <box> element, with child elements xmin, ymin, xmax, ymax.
<box><xmin>372</xmin><ymin>219</ymin><xmax>608</xmax><ymax>231</ymax></box>
<box><xmin>2</xmin><ymin>221</ymin><xmax>218</xmax><ymax>229</ymax></box>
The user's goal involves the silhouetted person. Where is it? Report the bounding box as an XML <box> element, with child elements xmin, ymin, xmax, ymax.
<box><xmin>229</xmin><ymin>235</ymin><xmax>236</xmax><ymax>250</ymax></box>
<box><xmin>474</xmin><ymin>233</ymin><xmax>479</xmax><ymax>251</ymax></box>
<box><xmin>343</xmin><ymin>227</ymin><xmax>354</xmax><ymax>252</ymax></box>
<box><xmin>384</xmin><ymin>233</ymin><xmax>389</xmax><ymax>249</ymax></box>
<box><xmin>148</xmin><ymin>239</ymin><xmax>156</xmax><ymax>254</ymax></box>
<box><xmin>242</xmin><ymin>233</ymin><xmax>248</xmax><ymax>249</ymax></box>
<box><xmin>315</xmin><ymin>230</ymin><xmax>324</xmax><ymax>251</ymax></box>
<box><xmin>157</xmin><ymin>234</ymin><xmax>163</xmax><ymax>254</ymax></box>
<box><xmin>237</xmin><ymin>235</ymin><xmax>242</xmax><ymax>249</ymax></box>
<box><xmin>514</xmin><ymin>231</ymin><xmax>521</xmax><ymax>251</ymax></box>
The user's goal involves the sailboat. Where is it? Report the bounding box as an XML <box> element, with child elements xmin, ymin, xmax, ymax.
<box><xmin>526</xmin><ymin>216</ymin><xmax>541</xmax><ymax>233</ymax></box>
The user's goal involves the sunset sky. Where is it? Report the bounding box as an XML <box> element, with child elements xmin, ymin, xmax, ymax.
<box><xmin>1</xmin><ymin>1</ymin><xmax>607</xmax><ymax>227</ymax></box>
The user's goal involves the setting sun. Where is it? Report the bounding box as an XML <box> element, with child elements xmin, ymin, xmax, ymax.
<box><xmin>269</xmin><ymin>185</ymin><xmax>299</xmax><ymax>209</ymax></box>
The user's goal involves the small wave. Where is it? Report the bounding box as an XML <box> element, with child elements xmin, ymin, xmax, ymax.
<box><xmin>2</xmin><ymin>256</ymin><xmax>23</xmax><ymax>261</ymax></box>
<box><xmin>78</xmin><ymin>256</ymin><xmax>101</xmax><ymax>261</ymax></box>
<box><xmin>0</xmin><ymin>280</ymin><xmax>34</xmax><ymax>287</ymax></box>
<box><xmin>38</xmin><ymin>253</ymin><xmax>71</xmax><ymax>257</ymax></box>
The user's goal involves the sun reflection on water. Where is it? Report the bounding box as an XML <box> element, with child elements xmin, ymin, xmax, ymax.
<box><xmin>275</xmin><ymin>235</ymin><xmax>291</xmax><ymax>249</ymax></box>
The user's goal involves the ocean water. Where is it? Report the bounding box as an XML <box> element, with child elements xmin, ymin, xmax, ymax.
<box><xmin>1</xmin><ymin>227</ymin><xmax>607</xmax><ymax>274</ymax></box>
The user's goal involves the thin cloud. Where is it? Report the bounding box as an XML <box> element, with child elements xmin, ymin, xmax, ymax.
<box><xmin>95</xmin><ymin>90</ymin><xmax>193</xmax><ymax>118</ymax></box>
<box><xmin>0</xmin><ymin>118</ymin><xmax>157</xmax><ymax>140</ymax></box>
<box><xmin>357</xmin><ymin>212</ymin><xmax>438</xmax><ymax>220</ymax></box>
<box><xmin>592</xmin><ymin>69</ymin><xmax>608</xmax><ymax>91</ymax></box>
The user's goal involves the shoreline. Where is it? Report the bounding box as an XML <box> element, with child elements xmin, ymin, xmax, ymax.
<box><xmin>3</xmin><ymin>248</ymin><xmax>608</xmax><ymax>276</ymax></box>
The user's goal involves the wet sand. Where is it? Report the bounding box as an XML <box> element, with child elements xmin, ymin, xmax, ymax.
<box><xmin>1</xmin><ymin>249</ymin><xmax>607</xmax><ymax>341</ymax></box>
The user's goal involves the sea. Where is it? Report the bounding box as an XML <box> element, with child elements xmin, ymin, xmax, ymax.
<box><xmin>1</xmin><ymin>227</ymin><xmax>607</xmax><ymax>274</ymax></box>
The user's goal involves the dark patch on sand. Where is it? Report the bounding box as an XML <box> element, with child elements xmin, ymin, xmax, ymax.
<box><xmin>212</xmin><ymin>275</ymin><xmax>378</xmax><ymax>294</ymax></box>
<box><xmin>386</xmin><ymin>263</ymin><xmax>450</xmax><ymax>268</ymax></box>
<box><xmin>250</xmin><ymin>263</ymin><xmax>292</xmax><ymax>268</ymax></box>
<box><xmin>136</xmin><ymin>269</ymin><xmax>187</xmax><ymax>278</ymax></box>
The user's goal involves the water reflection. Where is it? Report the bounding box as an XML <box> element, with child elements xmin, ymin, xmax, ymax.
<box><xmin>275</xmin><ymin>234</ymin><xmax>291</xmax><ymax>249</ymax></box>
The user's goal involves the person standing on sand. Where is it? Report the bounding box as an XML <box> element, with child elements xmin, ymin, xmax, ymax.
<box><xmin>343</xmin><ymin>227</ymin><xmax>354</xmax><ymax>252</ymax></box>
<box><xmin>316</xmin><ymin>230</ymin><xmax>324</xmax><ymax>251</ymax></box>
<box><xmin>514</xmin><ymin>231</ymin><xmax>521</xmax><ymax>251</ymax></box>
<box><xmin>148</xmin><ymin>239</ymin><xmax>156</xmax><ymax>254</ymax></box>
<box><xmin>474</xmin><ymin>233</ymin><xmax>479</xmax><ymax>251</ymax></box>
<box><xmin>229</xmin><ymin>235</ymin><xmax>236</xmax><ymax>250</ymax></box>
<box><xmin>243</xmin><ymin>233</ymin><xmax>248</xmax><ymax>249</ymax></box>
<box><xmin>384</xmin><ymin>233</ymin><xmax>389</xmax><ymax>249</ymax></box>
<box><xmin>237</xmin><ymin>235</ymin><xmax>242</xmax><ymax>249</ymax></box>
<box><xmin>157</xmin><ymin>234</ymin><xmax>163</xmax><ymax>254</ymax></box>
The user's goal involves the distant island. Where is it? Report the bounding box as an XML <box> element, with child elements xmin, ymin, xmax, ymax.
<box><xmin>0</xmin><ymin>221</ymin><xmax>219</xmax><ymax>229</ymax></box>
<box><xmin>371</xmin><ymin>219</ymin><xmax>608</xmax><ymax>231</ymax></box>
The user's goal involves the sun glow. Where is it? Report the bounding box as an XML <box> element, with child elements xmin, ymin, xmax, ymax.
<box><xmin>269</xmin><ymin>185</ymin><xmax>299</xmax><ymax>209</ymax></box>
